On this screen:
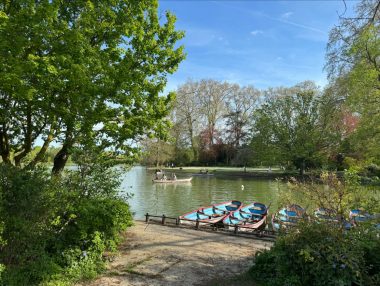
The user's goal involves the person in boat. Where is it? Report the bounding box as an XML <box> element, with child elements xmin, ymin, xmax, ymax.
<box><xmin>162</xmin><ymin>174</ymin><xmax>167</xmax><ymax>181</ymax></box>
<box><xmin>172</xmin><ymin>173</ymin><xmax>177</xmax><ymax>180</ymax></box>
<box><xmin>155</xmin><ymin>169</ymin><xmax>161</xmax><ymax>180</ymax></box>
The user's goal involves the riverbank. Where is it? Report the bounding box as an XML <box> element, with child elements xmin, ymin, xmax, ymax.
<box><xmin>149</xmin><ymin>166</ymin><xmax>296</xmax><ymax>179</ymax></box>
<box><xmin>78</xmin><ymin>221</ymin><xmax>272</xmax><ymax>286</ymax></box>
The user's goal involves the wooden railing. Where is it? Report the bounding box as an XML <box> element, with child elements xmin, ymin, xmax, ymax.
<box><xmin>144</xmin><ymin>213</ymin><xmax>277</xmax><ymax>240</ymax></box>
<box><xmin>145</xmin><ymin>213</ymin><xmax>179</xmax><ymax>225</ymax></box>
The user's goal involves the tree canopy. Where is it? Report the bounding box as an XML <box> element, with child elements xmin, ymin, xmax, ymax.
<box><xmin>0</xmin><ymin>0</ymin><xmax>185</xmax><ymax>172</ymax></box>
<box><xmin>251</xmin><ymin>81</ymin><xmax>342</xmax><ymax>174</ymax></box>
<box><xmin>326</xmin><ymin>0</ymin><xmax>380</xmax><ymax>163</ymax></box>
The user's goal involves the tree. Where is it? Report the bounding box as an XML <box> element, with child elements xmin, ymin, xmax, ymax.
<box><xmin>172</xmin><ymin>79</ymin><xmax>238</xmax><ymax>165</ymax></box>
<box><xmin>198</xmin><ymin>79</ymin><xmax>230</xmax><ymax>146</ymax></box>
<box><xmin>251</xmin><ymin>81</ymin><xmax>339</xmax><ymax>175</ymax></box>
<box><xmin>172</xmin><ymin>80</ymin><xmax>202</xmax><ymax>161</ymax></box>
<box><xmin>140</xmin><ymin>138</ymin><xmax>175</xmax><ymax>167</ymax></box>
<box><xmin>224</xmin><ymin>85</ymin><xmax>260</xmax><ymax>148</ymax></box>
<box><xmin>224</xmin><ymin>84</ymin><xmax>260</xmax><ymax>164</ymax></box>
<box><xmin>326</xmin><ymin>0</ymin><xmax>380</xmax><ymax>163</ymax></box>
<box><xmin>0</xmin><ymin>0</ymin><xmax>185</xmax><ymax>172</ymax></box>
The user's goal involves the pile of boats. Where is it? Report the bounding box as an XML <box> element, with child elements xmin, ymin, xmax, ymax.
<box><xmin>179</xmin><ymin>201</ymin><xmax>380</xmax><ymax>232</ymax></box>
<box><xmin>272</xmin><ymin>204</ymin><xmax>380</xmax><ymax>231</ymax></box>
<box><xmin>179</xmin><ymin>200</ymin><xmax>270</xmax><ymax>232</ymax></box>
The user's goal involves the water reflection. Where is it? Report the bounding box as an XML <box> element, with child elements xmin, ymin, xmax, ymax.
<box><xmin>120</xmin><ymin>166</ymin><xmax>285</xmax><ymax>219</ymax></box>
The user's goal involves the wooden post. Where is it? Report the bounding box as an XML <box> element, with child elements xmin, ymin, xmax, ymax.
<box><xmin>195</xmin><ymin>219</ymin><xmax>199</xmax><ymax>229</ymax></box>
<box><xmin>162</xmin><ymin>214</ymin><xmax>166</xmax><ymax>225</ymax></box>
<box><xmin>176</xmin><ymin>217</ymin><xmax>179</xmax><ymax>225</ymax></box>
<box><xmin>145</xmin><ymin>213</ymin><xmax>149</xmax><ymax>223</ymax></box>
<box><xmin>234</xmin><ymin>225</ymin><xmax>238</xmax><ymax>234</ymax></box>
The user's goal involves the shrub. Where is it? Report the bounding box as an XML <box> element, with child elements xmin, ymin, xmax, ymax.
<box><xmin>250</xmin><ymin>222</ymin><xmax>380</xmax><ymax>286</ymax></box>
<box><xmin>0</xmin><ymin>160</ymin><xmax>133</xmax><ymax>285</ymax></box>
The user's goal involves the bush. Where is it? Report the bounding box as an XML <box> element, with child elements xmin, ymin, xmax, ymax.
<box><xmin>365</xmin><ymin>164</ymin><xmax>380</xmax><ymax>177</ymax></box>
<box><xmin>250</xmin><ymin>222</ymin><xmax>380</xmax><ymax>286</ymax></box>
<box><xmin>0</xmin><ymin>160</ymin><xmax>133</xmax><ymax>286</ymax></box>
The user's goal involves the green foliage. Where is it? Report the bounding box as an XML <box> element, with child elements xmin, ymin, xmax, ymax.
<box><xmin>0</xmin><ymin>0</ymin><xmax>185</xmax><ymax>170</ymax></box>
<box><xmin>251</xmin><ymin>169</ymin><xmax>380</xmax><ymax>286</ymax></box>
<box><xmin>0</xmin><ymin>159</ymin><xmax>133</xmax><ymax>285</ymax></box>
<box><xmin>251</xmin><ymin>81</ymin><xmax>341</xmax><ymax>174</ymax></box>
<box><xmin>326</xmin><ymin>1</ymin><xmax>380</xmax><ymax>165</ymax></box>
<box><xmin>250</xmin><ymin>222</ymin><xmax>380</xmax><ymax>286</ymax></box>
<box><xmin>279</xmin><ymin>170</ymin><xmax>380</xmax><ymax>220</ymax></box>
<box><xmin>140</xmin><ymin>138</ymin><xmax>176</xmax><ymax>167</ymax></box>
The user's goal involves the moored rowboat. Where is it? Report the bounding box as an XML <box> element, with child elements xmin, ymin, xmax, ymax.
<box><xmin>314</xmin><ymin>208</ymin><xmax>339</xmax><ymax>223</ymax></box>
<box><xmin>349</xmin><ymin>209</ymin><xmax>380</xmax><ymax>228</ymax></box>
<box><xmin>223</xmin><ymin>202</ymin><xmax>269</xmax><ymax>231</ymax></box>
<box><xmin>272</xmin><ymin>204</ymin><xmax>305</xmax><ymax>231</ymax></box>
<box><xmin>179</xmin><ymin>200</ymin><xmax>242</xmax><ymax>225</ymax></box>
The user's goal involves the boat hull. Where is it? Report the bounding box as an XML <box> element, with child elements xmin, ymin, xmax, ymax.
<box><xmin>272</xmin><ymin>204</ymin><xmax>305</xmax><ymax>231</ymax></box>
<box><xmin>223</xmin><ymin>202</ymin><xmax>269</xmax><ymax>231</ymax></box>
<box><xmin>179</xmin><ymin>200</ymin><xmax>242</xmax><ymax>225</ymax></box>
<box><xmin>152</xmin><ymin>177</ymin><xmax>192</xmax><ymax>183</ymax></box>
<box><xmin>225</xmin><ymin>215</ymin><xmax>268</xmax><ymax>232</ymax></box>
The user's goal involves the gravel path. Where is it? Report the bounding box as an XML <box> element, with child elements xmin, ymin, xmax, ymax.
<box><xmin>79</xmin><ymin>221</ymin><xmax>272</xmax><ymax>286</ymax></box>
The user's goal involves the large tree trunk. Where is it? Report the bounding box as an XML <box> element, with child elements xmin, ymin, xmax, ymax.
<box><xmin>191</xmin><ymin>138</ymin><xmax>197</xmax><ymax>161</ymax></box>
<box><xmin>52</xmin><ymin>144</ymin><xmax>70</xmax><ymax>174</ymax></box>
<box><xmin>188</xmin><ymin>122</ymin><xmax>198</xmax><ymax>162</ymax></box>
<box><xmin>27</xmin><ymin>128</ymin><xmax>54</xmax><ymax>169</ymax></box>
<box><xmin>0</xmin><ymin>129</ymin><xmax>11</xmax><ymax>164</ymax></box>
<box><xmin>52</xmin><ymin>127</ymin><xmax>73</xmax><ymax>174</ymax></box>
<box><xmin>299</xmin><ymin>160</ymin><xmax>306</xmax><ymax>176</ymax></box>
<box><xmin>14</xmin><ymin>103</ymin><xmax>33</xmax><ymax>167</ymax></box>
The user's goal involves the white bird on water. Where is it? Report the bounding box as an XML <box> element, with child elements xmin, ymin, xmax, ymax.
<box><xmin>241</xmin><ymin>185</ymin><xmax>244</xmax><ymax>190</ymax></box>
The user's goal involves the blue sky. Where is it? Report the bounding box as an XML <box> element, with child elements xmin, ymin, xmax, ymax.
<box><xmin>159</xmin><ymin>0</ymin><xmax>357</xmax><ymax>91</ymax></box>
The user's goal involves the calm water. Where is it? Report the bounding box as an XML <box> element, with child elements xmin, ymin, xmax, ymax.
<box><xmin>120</xmin><ymin>166</ymin><xmax>285</xmax><ymax>219</ymax></box>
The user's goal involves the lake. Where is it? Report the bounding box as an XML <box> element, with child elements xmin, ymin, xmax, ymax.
<box><xmin>120</xmin><ymin>166</ymin><xmax>286</xmax><ymax>219</ymax></box>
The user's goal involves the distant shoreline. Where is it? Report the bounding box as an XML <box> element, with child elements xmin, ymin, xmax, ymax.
<box><xmin>146</xmin><ymin>166</ymin><xmax>296</xmax><ymax>179</ymax></box>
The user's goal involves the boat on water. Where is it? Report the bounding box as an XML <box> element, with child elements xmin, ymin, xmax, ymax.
<box><xmin>179</xmin><ymin>200</ymin><xmax>242</xmax><ymax>225</ymax></box>
<box><xmin>152</xmin><ymin>177</ymin><xmax>192</xmax><ymax>183</ymax></box>
<box><xmin>272</xmin><ymin>204</ymin><xmax>305</xmax><ymax>231</ymax></box>
<box><xmin>223</xmin><ymin>202</ymin><xmax>269</xmax><ymax>231</ymax></box>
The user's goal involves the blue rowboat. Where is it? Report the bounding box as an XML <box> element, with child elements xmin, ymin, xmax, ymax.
<box><xmin>223</xmin><ymin>202</ymin><xmax>269</xmax><ymax>224</ymax></box>
<box><xmin>349</xmin><ymin>209</ymin><xmax>380</xmax><ymax>228</ymax></box>
<box><xmin>241</xmin><ymin>201</ymin><xmax>269</xmax><ymax>218</ymax></box>
<box><xmin>272</xmin><ymin>204</ymin><xmax>305</xmax><ymax>231</ymax></box>
<box><xmin>349</xmin><ymin>209</ymin><xmax>371</xmax><ymax>223</ymax></box>
<box><xmin>179</xmin><ymin>200</ymin><xmax>242</xmax><ymax>224</ymax></box>
<box><xmin>223</xmin><ymin>202</ymin><xmax>269</xmax><ymax>231</ymax></box>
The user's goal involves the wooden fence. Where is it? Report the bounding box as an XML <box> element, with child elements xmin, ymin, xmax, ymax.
<box><xmin>144</xmin><ymin>213</ymin><xmax>277</xmax><ymax>240</ymax></box>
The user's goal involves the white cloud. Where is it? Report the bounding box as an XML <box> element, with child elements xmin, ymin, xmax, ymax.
<box><xmin>280</xmin><ymin>18</ymin><xmax>326</xmax><ymax>34</ymax></box>
<box><xmin>281</xmin><ymin>12</ymin><xmax>293</xmax><ymax>19</ymax></box>
<box><xmin>250</xmin><ymin>30</ymin><xmax>263</xmax><ymax>36</ymax></box>
<box><xmin>260</xmin><ymin>11</ymin><xmax>326</xmax><ymax>36</ymax></box>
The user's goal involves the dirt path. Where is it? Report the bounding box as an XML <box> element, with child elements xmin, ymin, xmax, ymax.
<box><xmin>80</xmin><ymin>221</ymin><xmax>273</xmax><ymax>286</ymax></box>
